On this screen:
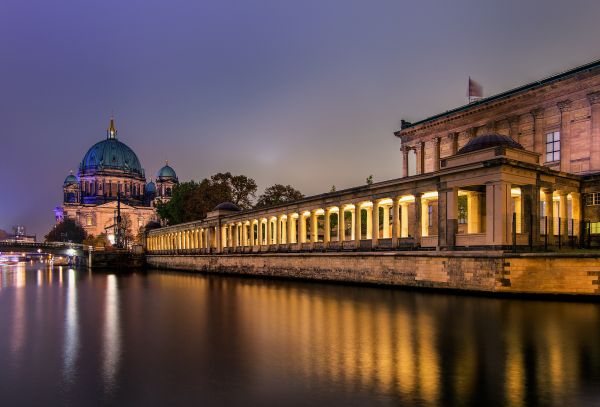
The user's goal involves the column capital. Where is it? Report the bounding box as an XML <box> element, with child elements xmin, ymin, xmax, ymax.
<box><xmin>541</xmin><ymin>186</ymin><xmax>554</xmax><ymax>195</ymax></box>
<box><xmin>587</xmin><ymin>91</ymin><xmax>600</xmax><ymax>106</ymax></box>
<box><xmin>531</xmin><ymin>107</ymin><xmax>544</xmax><ymax>119</ymax></box>
<box><xmin>507</xmin><ymin>115</ymin><xmax>520</xmax><ymax>126</ymax></box>
<box><xmin>557</xmin><ymin>99</ymin><xmax>573</xmax><ymax>112</ymax></box>
<box><xmin>433</xmin><ymin>136</ymin><xmax>441</xmax><ymax>145</ymax></box>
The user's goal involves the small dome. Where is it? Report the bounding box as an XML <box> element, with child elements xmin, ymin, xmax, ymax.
<box><xmin>156</xmin><ymin>162</ymin><xmax>177</xmax><ymax>181</ymax></box>
<box><xmin>457</xmin><ymin>134</ymin><xmax>523</xmax><ymax>155</ymax></box>
<box><xmin>64</xmin><ymin>173</ymin><xmax>78</xmax><ymax>186</ymax></box>
<box><xmin>145</xmin><ymin>181</ymin><xmax>156</xmax><ymax>193</ymax></box>
<box><xmin>214</xmin><ymin>202</ymin><xmax>241</xmax><ymax>211</ymax></box>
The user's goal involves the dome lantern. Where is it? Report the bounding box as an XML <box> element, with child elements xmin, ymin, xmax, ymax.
<box><xmin>107</xmin><ymin>116</ymin><xmax>117</xmax><ymax>139</ymax></box>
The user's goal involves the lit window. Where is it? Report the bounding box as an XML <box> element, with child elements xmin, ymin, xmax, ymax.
<box><xmin>586</xmin><ymin>192</ymin><xmax>600</xmax><ymax>206</ymax></box>
<box><xmin>86</xmin><ymin>215</ymin><xmax>93</xmax><ymax>226</ymax></box>
<box><xmin>545</xmin><ymin>131</ymin><xmax>560</xmax><ymax>163</ymax></box>
<box><xmin>590</xmin><ymin>222</ymin><xmax>600</xmax><ymax>234</ymax></box>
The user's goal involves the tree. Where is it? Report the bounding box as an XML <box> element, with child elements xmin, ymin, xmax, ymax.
<box><xmin>156</xmin><ymin>177</ymin><xmax>234</xmax><ymax>225</ymax></box>
<box><xmin>255</xmin><ymin>184</ymin><xmax>304</xmax><ymax>208</ymax></box>
<box><xmin>0</xmin><ymin>229</ymin><xmax>8</xmax><ymax>241</ymax></box>
<box><xmin>45</xmin><ymin>219</ymin><xmax>86</xmax><ymax>243</ymax></box>
<box><xmin>83</xmin><ymin>233</ymin><xmax>111</xmax><ymax>248</ymax></box>
<box><xmin>210</xmin><ymin>172</ymin><xmax>257</xmax><ymax>209</ymax></box>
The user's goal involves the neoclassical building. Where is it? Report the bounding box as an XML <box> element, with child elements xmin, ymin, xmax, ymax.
<box><xmin>145</xmin><ymin>58</ymin><xmax>600</xmax><ymax>253</ymax></box>
<box><xmin>55</xmin><ymin>118</ymin><xmax>178</xmax><ymax>243</ymax></box>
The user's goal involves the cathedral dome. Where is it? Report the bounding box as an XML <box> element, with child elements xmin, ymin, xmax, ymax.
<box><xmin>63</xmin><ymin>173</ymin><xmax>78</xmax><ymax>186</ymax></box>
<box><xmin>145</xmin><ymin>180</ymin><xmax>156</xmax><ymax>194</ymax></box>
<box><xmin>156</xmin><ymin>162</ymin><xmax>177</xmax><ymax>181</ymax></box>
<box><xmin>79</xmin><ymin>118</ymin><xmax>144</xmax><ymax>177</ymax></box>
<box><xmin>457</xmin><ymin>134</ymin><xmax>523</xmax><ymax>155</ymax></box>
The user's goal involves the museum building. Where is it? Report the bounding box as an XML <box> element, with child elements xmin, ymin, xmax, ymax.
<box><xmin>55</xmin><ymin>118</ymin><xmax>178</xmax><ymax>243</ymax></box>
<box><xmin>144</xmin><ymin>58</ymin><xmax>600</xmax><ymax>253</ymax></box>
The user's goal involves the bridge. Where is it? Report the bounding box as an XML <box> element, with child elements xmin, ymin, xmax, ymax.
<box><xmin>0</xmin><ymin>241</ymin><xmax>86</xmax><ymax>257</ymax></box>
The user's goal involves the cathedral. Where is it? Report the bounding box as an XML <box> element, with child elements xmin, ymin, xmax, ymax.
<box><xmin>55</xmin><ymin>118</ymin><xmax>178</xmax><ymax>244</ymax></box>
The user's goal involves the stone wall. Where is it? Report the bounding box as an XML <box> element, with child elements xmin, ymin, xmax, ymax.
<box><xmin>146</xmin><ymin>252</ymin><xmax>600</xmax><ymax>296</ymax></box>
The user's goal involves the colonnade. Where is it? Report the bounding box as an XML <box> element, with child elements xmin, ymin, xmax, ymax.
<box><xmin>146</xmin><ymin>185</ymin><xmax>582</xmax><ymax>253</ymax></box>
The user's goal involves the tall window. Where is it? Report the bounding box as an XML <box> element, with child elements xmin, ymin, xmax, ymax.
<box><xmin>545</xmin><ymin>131</ymin><xmax>560</xmax><ymax>163</ymax></box>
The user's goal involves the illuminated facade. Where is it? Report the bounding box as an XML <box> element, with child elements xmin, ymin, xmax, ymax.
<box><xmin>147</xmin><ymin>58</ymin><xmax>600</xmax><ymax>253</ymax></box>
<box><xmin>55</xmin><ymin>118</ymin><xmax>178</xmax><ymax>242</ymax></box>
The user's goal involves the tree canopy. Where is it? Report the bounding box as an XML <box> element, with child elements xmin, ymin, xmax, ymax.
<box><xmin>0</xmin><ymin>229</ymin><xmax>8</xmax><ymax>241</ymax></box>
<box><xmin>210</xmin><ymin>172</ymin><xmax>257</xmax><ymax>209</ymax></box>
<box><xmin>254</xmin><ymin>184</ymin><xmax>304</xmax><ymax>209</ymax></box>
<box><xmin>45</xmin><ymin>219</ymin><xmax>87</xmax><ymax>243</ymax></box>
<box><xmin>156</xmin><ymin>177</ymin><xmax>234</xmax><ymax>225</ymax></box>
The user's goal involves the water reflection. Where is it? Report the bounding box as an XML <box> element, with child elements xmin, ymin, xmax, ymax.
<box><xmin>102</xmin><ymin>274</ymin><xmax>121</xmax><ymax>394</ymax></box>
<box><xmin>0</xmin><ymin>265</ymin><xmax>598</xmax><ymax>406</ymax></box>
<box><xmin>62</xmin><ymin>269</ymin><xmax>79</xmax><ymax>384</ymax></box>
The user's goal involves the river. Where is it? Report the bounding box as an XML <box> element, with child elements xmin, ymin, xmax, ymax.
<box><xmin>0</xmin><ymin>262</ymin><xmax>599</xmax><ymax>406</ymax></box>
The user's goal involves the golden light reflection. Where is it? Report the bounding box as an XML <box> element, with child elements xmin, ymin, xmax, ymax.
<box><xmin>102</xmin><ymin>275</ymin><xmax>121</xmax><ymax>393</ymax></box>
<box><xmin>63</xmin><ymin>269</ymin><xmax>79</xmax><ymax>384</ymax></box>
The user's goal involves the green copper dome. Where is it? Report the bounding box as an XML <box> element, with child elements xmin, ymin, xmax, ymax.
<box><xmin>64</xmin><ymin>173</ymin><xmax>78</xmax><ymax>186</ymax></box>
<box><xmin>79</xmin><ymin>119</ymin><xmax>145</xmax><ymax>177</ymax></box>
<box><xmin>156</xmin><ymin>162</ymin><xmax>177</xmax><ymax>181</ymax></box>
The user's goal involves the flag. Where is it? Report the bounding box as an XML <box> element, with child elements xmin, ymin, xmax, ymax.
<box><xmin>468</xmin><ymin>77</ymin><xmax>483</xmax><ymax>103</ymax></box>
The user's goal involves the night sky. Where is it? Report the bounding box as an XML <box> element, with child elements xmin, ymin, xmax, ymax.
<box><xmin>2</xmin><ymin>0</ymin><xmax>600</xmax><ymax>238</ymax></box>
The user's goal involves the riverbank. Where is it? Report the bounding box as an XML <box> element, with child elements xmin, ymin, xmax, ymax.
<box><xmin>146</xmin><ymin>251</ymin><xmax>600</xmax><ymax>297</ymax></box>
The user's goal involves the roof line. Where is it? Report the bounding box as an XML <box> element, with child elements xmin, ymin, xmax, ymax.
<box><xmin>398</xmin><ymin>58</ymin><xmax>600</xmax><ymax>132</ymax></box>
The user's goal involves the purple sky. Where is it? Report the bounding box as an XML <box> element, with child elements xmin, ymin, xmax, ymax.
<box><xmin>2</xmin><ymin>0</ymin><xmax>600</xmax><ymax>238</ymax></box>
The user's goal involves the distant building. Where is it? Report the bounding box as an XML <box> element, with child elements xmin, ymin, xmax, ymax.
<box><xmin>0</xmin><ymin>225</ymin><xmax>36</xmax><ymax>243</ymax></box>
<box><xmin>54</xmin><ymin>118</ymin><xmax>178</xmax><ymax>243</ymax></box>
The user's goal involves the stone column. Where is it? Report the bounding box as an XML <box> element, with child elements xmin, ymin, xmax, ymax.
<box><xmin>543</xmin><ymin>188</ymin><xmax>555</xmax><ymax>246</ymax></box>
<box><xmin>215</xmin><ymin>225</ymin><xmax>222</xmax><ymax>253</ymax></box>
<box><xmin>371</xmin><ymin>200</ymin><xmax>379</xmax><ymax>247</ymax></box>
<box><xmin>266</xmin><ymin>218</ymin><xmax>273</xmax><ymax>245</ymax></box>
<box><xmin>557</xmin><ymin>100</ymin><xmax>573</xmax><ymax>172</ymax></box>
<box><xmin>402</xmin><ymin>146</ymin><xmax>409</xmax><ymax>178</ymax></box>
<box><xmin>508</xmin><ymin>116</ymin><xmax>520</xmax><ymax>143</ymax></box>
<box><xmin>324</xmin><ymin>209</ymin><xmax>331</xmax><ymax>243</ymax></box>
<box><xmin>383</xmin><ymin>204</ymin><xmax>390</xmax><ymax>238</ymax></box>
<box><xmin>416</xmin><ymin>142</ymin><xmax>425</xmax><ymax>174</ymax></box>
<box><xmin>276</xmin><ymin>217</ymin><xmax>282</xmax><ymax>244</ymax></box>
<box><xmin>559</xmin><ymin>192</ymin><xmax>569</xmax><ymax>243</ymax></box>
<box><xmin>299</xmin><ymin>214</ymin><xmax>306</xmax><ymax>243</ymax></box>
<box><xmin>366</xmin><ymin>206</ymin><xmax>373</xmax><ymax>239</ymax></box>
<box><xmin>438</xmin><ymin>187</ymin><xmax>457</xmax><ymax>248</ymax></box>
<box><xmin>392</xmin><ymin>198</ymin><xmax>399</xmax><ymax>246</ymax></box>
<box><xmin>433</xmin><ymin>137</ymin><xmax>441</xmax><ymax>171</ymax></box>
<box><xmin>290</xmin><ymin>215</ymin><xmax>297</xmax><ymax>244</ymax></box>
<box><xmin>258</xmin><ymin>220</ymin><xmax>264</xmax><ymax>245</ymax></box>
<box><xmin>530</xmin><ymin>108</ymin><xmax>544</xmax><ymax>157</ymax></box>
<box><xmin>339</xmin><ymin>207</ymin><xmax>345</xmax><ymax>242</ymax></box>
<box><xmin>521</xmin><ymin>185</ymin><xmax>539</xmax><ymax>245</ymax></box>
<box><xmin>310</xmin><ymin>211</ymin><xmax>318</xmax><ymax>243</ymax></box>
<box><xmin>588</xmin><ymin>92</ymin><xmax>600</xmax><ymax>171</ymax></box>
<box><xmin>351</xmin><ymin>208</ymin><xmax>356</xmax><ymax>240</ymax></box>
<box><xmin>485</xmin><ymin>181</ymin><xmax>513</xmax><ymax>247</ymax></box>
<box><xmin>354</xmin><ymin>203</ymin><xmax>362</xmax><ymax>248</ymax></box>
<box><xmin>450</xmin><ymin>132</ymin><xmax>459</xmax><ymax>155</ymax></box>
<box><xmin>414</xmin><ymin>193</ymin><xmax>423</xmax><ymax>246</ymax></box>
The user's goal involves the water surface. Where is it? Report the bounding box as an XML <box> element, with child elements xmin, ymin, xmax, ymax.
<box><xmin>1</xmin><ymin>263</ymin><xmax>599</xmax><ymax>406</ymax></box>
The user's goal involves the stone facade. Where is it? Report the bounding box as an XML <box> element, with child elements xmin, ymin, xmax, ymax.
<box><xmin>146</xmin><ymin>252</ymin><xmax>600</xmax><ymax>296</ymax></box>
